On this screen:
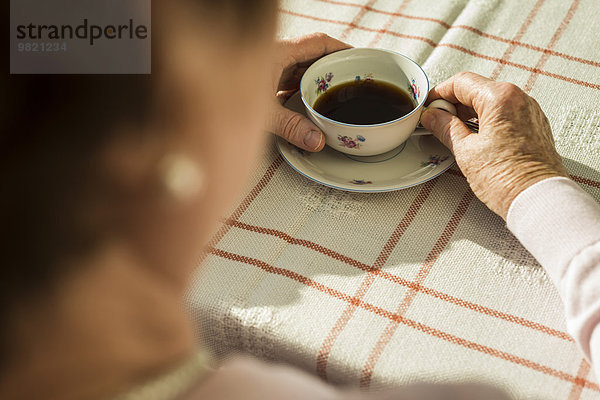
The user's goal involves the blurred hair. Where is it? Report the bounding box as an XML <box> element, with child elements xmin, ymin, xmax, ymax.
<box><xmin>0</xmin><ymin>0</ymin><xmax>277</xmax><ymax>369</ymax></box>
<box><xmin>186</xmin><ymin>0</ymin><xmax>278</xmax><ymax>37</ymax></box>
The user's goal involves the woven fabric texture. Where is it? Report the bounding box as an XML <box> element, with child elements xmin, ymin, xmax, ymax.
<box><xmin>187</xmin><ymin>1</ymin><xmax>600</xmax><ymax>399</ymax></box>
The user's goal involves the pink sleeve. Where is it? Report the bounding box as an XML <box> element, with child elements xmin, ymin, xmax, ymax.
<box><xmin>507</xmin><ymin>177</ymin><xmax>600</xmax><ymax>379</ymax></box>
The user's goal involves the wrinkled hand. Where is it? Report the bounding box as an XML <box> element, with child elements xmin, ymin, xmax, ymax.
<box><xmin>420</xmin><ymin>72</ymin><xmax>568</xmax><ymax>220</ymax></box>
<box><xmin>267</xmin><ymin>33</ymin><xmax>351</xmax><ymax>151</ymax></box>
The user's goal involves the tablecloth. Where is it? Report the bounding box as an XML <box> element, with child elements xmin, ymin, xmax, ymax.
<box><xmin>186</xmin><ymin>1</ymin><xmax>600</xmax><ymax>398</ymax></box>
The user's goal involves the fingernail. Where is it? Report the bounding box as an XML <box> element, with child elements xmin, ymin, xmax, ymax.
<box><xmin>304</xmin><ymin>130</ymin><xmax>323</xmax><ymax>150</ymax></box>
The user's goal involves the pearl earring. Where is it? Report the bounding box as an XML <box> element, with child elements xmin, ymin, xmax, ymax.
<box><xmin>159</xmin><ymin>154</ymin><xmax>205</xmax><ymax>200</ymax></box>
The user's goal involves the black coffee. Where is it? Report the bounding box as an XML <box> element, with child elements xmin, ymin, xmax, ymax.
<box><xmin>313</xmin><ymin>80</ymin><xmax>415</xmax><ymax>125</ymax></box>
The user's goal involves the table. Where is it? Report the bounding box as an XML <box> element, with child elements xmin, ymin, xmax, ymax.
<box><xmin>186</xmin><ymin>1</ymin><xmax>600</xmax><ymax>398</ymax></box>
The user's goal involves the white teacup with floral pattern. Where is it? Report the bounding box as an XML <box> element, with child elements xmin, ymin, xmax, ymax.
<box><xmin>300</xmin><ymin>48</ymin><xmax>456</xmax><ymax>157</ymax></box>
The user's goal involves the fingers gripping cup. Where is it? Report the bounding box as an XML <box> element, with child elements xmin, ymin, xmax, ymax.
<box><xmin>300</xmin><ymin>48</ymin><xmax>456</xmax><ymax>156</ymax></box>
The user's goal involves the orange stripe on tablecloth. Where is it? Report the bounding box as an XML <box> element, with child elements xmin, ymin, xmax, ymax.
<box><xmin>199</xmin><ymin>156</ymin><xmax>283</xmax><ymax>264</ymax></box>
<box><xmin>316</xmin><ymin>180</ymin><xmax>437</xmax><ymax>380</ymax></box>
<box><xmin>278</xmin><ymin>8</ymin><xmax>436</xmax><ymax>47</ymax></box>
<box><xmin>490</xmin><ymin>0</ymin><xmax>546</xmax><ymax>80</ymax></box>
<box><xmin>571</xmin><ymin>175</ymin><xmax>600</xmax><ymax>189</ymax></box>
<box><xmin>225</xmin><ymin>218</ymin><xmax>574</xmax><ymax>343</ymax></box>
<box><xmin>453</xmin><ymin>26</ymin><xmax>600</xmax><ymax>69</ymax></box>
<box><xmin>524</xmin><ymin>0</ymin><xmax>581</xmax><ymax>92</ymax></box>
<box><xmin>225</xmin><ymin>219</ymin><xmax>375</xmax><ymax>272</ymax></box>
<box><xmin>339</xmin><ymin>0</ymin><xmax>378</xmax><ymax>41</ymax></box>
<box><xmin>568</xmin><ymin>359</ymin><xmax>592</xmax><ymax>400</ymax></box>
<box><xmin>436</xmin><ymin>43</ymin><xmax>600</xmax><ymax>91</ymax></box>
<box><xmin>319</xmin><ymin>0</ymin><xmax>452</xmax><ymax>28</ymax></box>
<box><xmin>368</xmin><ymin>0</ymin><xmax>412</xmax><ymax>47</ymax></box>
<box><xmin>360</xmin><ymin>190</ymin><xmax>475</xmax><ymax>388</ymax></box>
<box><xmin>278</xmin><ymin>8</ymin><xmax>600</xmax><ymax>91</ymax></box>
<box><xmin>209</xmin><ymin>247</ymin><xmax>600</xmax><ymax>392</ymax></box>
<box><xmin>387</xmin><ymin>274</ymin><xmax>575</xmax><ymax>342</ymax></box>
<box><xmin>317</xmin><ymin>0</ymin><xmax>600</xmax><ymax>69</ymax></box>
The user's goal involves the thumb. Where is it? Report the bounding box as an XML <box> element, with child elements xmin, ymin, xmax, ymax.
<box><xmin>421</xmin><ymin>108</ymin><xmax>472</xmax><ymax>153</ymax></box>
<box><xmin>267</xmin><ymin>102</ymin><xmax>325</xmax><ymax>152</ymax></box>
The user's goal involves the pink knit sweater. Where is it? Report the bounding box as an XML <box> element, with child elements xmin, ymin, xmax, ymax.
<box><xmin>508</xmin><ymin>177</ymin><xmax>600</xmax><ymax>379</ymax></box>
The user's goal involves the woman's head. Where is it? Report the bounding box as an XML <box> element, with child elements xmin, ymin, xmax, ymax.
<box><xmin>1</xmin><ymin>0</ymin><xmax>277</xmax><ymax>367</ymax></box>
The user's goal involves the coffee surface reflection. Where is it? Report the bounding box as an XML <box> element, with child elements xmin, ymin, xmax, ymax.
<box><xmin>313</xmin><ymin>80</ymin><xmax>415</xmax><ymax>125</ymax></box>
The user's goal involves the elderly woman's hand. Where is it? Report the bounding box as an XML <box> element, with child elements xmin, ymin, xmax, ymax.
<box><xmin>421</xmin><ymin>72</ymin><xmax>568</xmax><ymax>220</ymax></box>
<box><xmin>267</xmin><ymin>33</ymin><xmax>351</xmax><ymax>151</ymax></box>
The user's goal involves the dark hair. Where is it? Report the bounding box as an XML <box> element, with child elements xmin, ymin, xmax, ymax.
<box><xmin>0</xmin><ymin>0</ymin><xmax>277</xmax><ymax>369</ymax></box>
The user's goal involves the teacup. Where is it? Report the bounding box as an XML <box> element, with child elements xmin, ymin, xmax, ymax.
<box><xmin>300</xmin><ymin>48</ymin><xmax>456</xmax><ymax>156</ymax></box>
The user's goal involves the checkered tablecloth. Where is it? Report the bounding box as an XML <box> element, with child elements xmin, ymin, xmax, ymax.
<box><xmin>186</xmin><ymin>1</ymin><xmax>600</xmax><ymax>398</ymax></box>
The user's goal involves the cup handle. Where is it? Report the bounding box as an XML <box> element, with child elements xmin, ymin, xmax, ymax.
<box><xmin>413</xmin><ymin>99</ymin><xmax>458</xmax><ymax>136</ymax></box>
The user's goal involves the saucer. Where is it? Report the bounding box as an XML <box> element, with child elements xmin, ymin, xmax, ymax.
<box><xmin>276</xmin><ymin>92</ymin><xmax>455</xmax><ymax>193</ymax></box>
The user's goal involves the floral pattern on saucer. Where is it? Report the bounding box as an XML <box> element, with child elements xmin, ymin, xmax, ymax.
<box><xmin>277</xmin><ymin>92</ymin><xmax>455</xmax><ymax>193</ymax></box>
<box><xmin>292</xmin><ymin>146</ymin><xmax>307</xmax><ymax>157</ymax></box>
<box><xmin>421</xmin><ymin>155</ymin><xmax>449</xmax><ymax>167</ymax></box>
<box><xmin>315</xmin><ymin>72</ymin><xmax>334</xmax><ymax>94</ymax></box>
<box><xmin>338</xmin><ymin>134</ymin><xmax>366</xmax><ymax>149</ymax></box>
<box><xmin>350</xmin><ymin>179</ymin><xmax>373</xmax><ymax>185</ymax></box>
